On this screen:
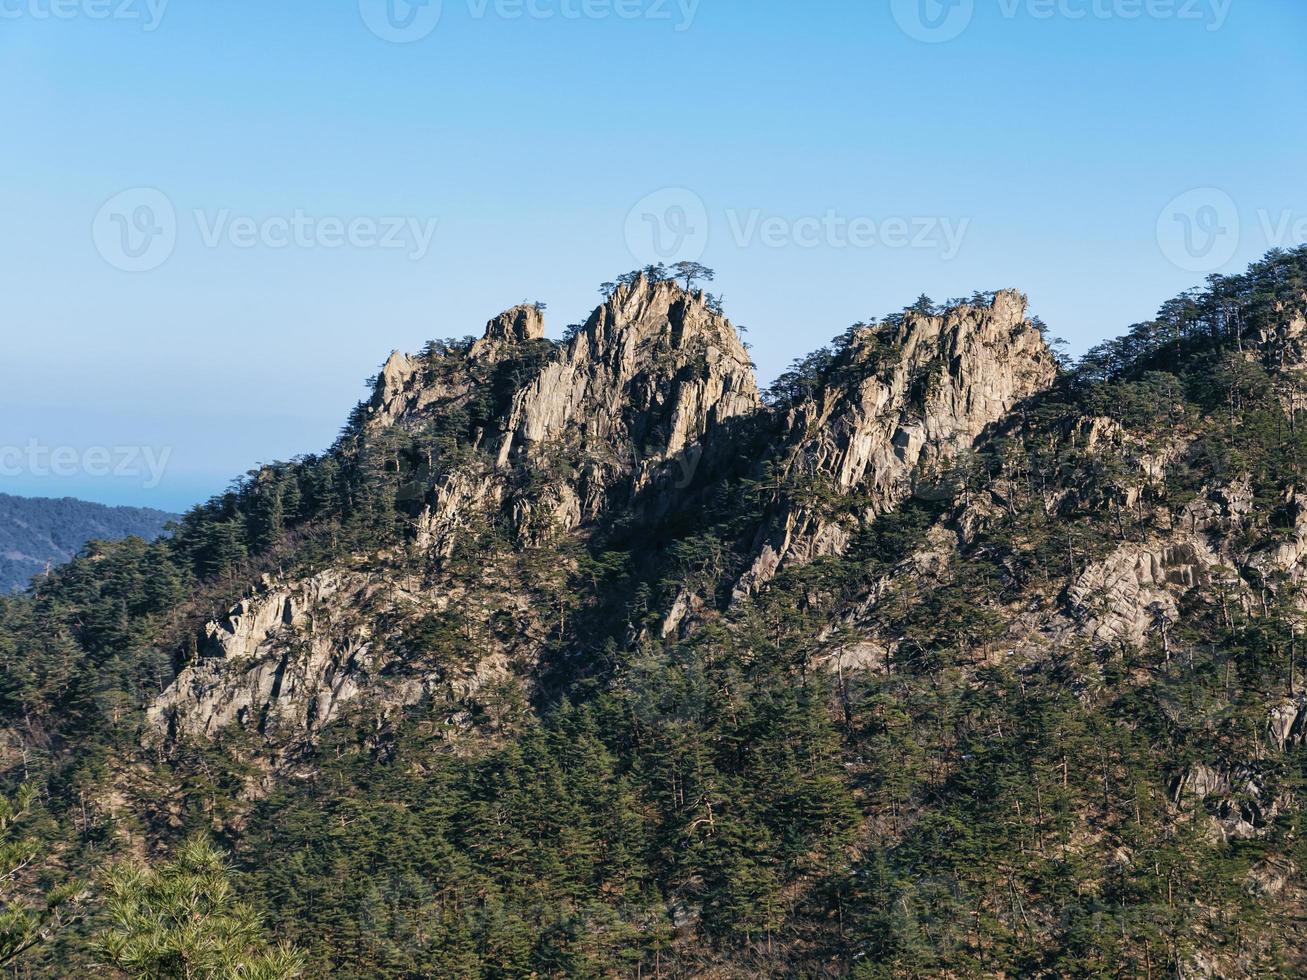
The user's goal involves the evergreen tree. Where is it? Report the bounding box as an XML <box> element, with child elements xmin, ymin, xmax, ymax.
<box><xmin>0</xmin><ymin>787</ymin><xmax>85</xmax><ymax>967</ymax></box>
<box><xmin>94</xmin><ymin>837</ymin><xmax>304</xmax><ymax>980</ymax></box>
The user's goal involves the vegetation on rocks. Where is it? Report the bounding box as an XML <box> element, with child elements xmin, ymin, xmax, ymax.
<box><xmin>2</xmin><ymin>248</ymin><xmax>1307</xmax><ymax>976</ymax></box>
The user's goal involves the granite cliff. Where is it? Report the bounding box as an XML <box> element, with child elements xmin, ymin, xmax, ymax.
<box><xmin>10</xmin><ymin>252</ymin><xmax>1307</xmax><ymax>978</ymax></box>
<box><xmin>147</xmin><ymin>279</ymin><xmax>1060</xmax><ymax>751</ymax></box>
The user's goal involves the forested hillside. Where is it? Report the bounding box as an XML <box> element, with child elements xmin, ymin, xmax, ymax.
<box><xmin>2</xmin><ymin>250</ymin><xmax>1307</xmax><ymax>977</ymax></box>
<box><xmin>0</xmin><ymin>494</ymin><xmax>175</xmax><ymax>594</ymax></box>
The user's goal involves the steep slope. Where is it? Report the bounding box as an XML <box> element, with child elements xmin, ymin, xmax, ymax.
<box><xmin>148</xmin><ymin>276</ymin><xmax>762</xmax><ymax>749</ymax></box>
<box><xmin>146</xmin><ymin>280</ymin><xmax>1059</xmax><ymax>756</ymax></box>
<box><xmin>735</xmin><ymin>289</ymin><xmax>1057</xmax><ymax>595</ymax></box>
<box><xmin>5</xmin><ymin>250</ymin><xmax>1307</xmax><ymax>979</ymax></box>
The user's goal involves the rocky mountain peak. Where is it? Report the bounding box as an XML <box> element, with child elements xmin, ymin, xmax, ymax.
<box><xmin>876</xmin><ymin>288</ymin><xmax>1056</xmax><ymax>462</ymax></box>
<box><xmin>808</xmin><ymin>288</ymin><xmax>1054</xmax><ymax>486</ymax></box>
<box><xmin>470</xmin><ymin>303</ymin><xmax>547</xmax><ymax>359</ymax></box>
<box><xmin>495</xmin><ymin>275</ymin><xmax>759</xmax><ymax>470</ymax></box>
<box><xmin>585</xmin><ymin>274</ymin><xmax>748</xmax><ymax>365</ymax></box>
<box><xmin>734</xmin><ymin>290</ymin><xmax>1057</xmax><ymax>594</ymax></box>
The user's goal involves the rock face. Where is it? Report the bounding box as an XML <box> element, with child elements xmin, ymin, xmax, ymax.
<box><xmin>149</xmin><ymin>571</ymin><xmax>386</xmax><ymax>740</ymax></box>
<box><xmin>369</xmin><ymin>305</ymin><xmax>547</xmax><ymax>432</ymax></box>
<box><xmin>147</xmin><ymin>283</ymin><xmax>1069</xmax><ymax>745</ymax></box>
<box><xmin>495</xmin><ymin>278</ymin><xmax>760</xmax><ymax>515</ymax></box>
<box><xmin>737</xmin><ymin>290</ymin><xmax>1058</xmax><ymax>592</ymax></box>
<box><xmin>475</xmin><ymin>304</ymin><xmax>547</xmax><ymax>352</ymax></box>
<box><xmin>147</xmin><ymin>570</ymin><xmax>518</xmax><ymax>744</ymax></box>
<box><xmin>1171</xmin><ymin>762</ymin><xmax>1284</xmax><ymax>841</ymax></box>
<box><xmin>796</xmin><ymin>291</ymin><xmax>1054</xmax><ymax>500</ymax></box>
<box><xmin>1061</xmin><ymin>479</ymin><xmax>1307</xmax><ymax>652</ymax></box>
<box><xmin>1067</xmin><ymin>537</ymin><xmax>1217</xmax><ymax>648</ymax></box>
<box><xmin>1268</xmin><ymin>697</ymin><xmax>1307</xmax><ymax>751</ymax></box>
<box><xmin>1247</xmin><ymin>490</ymin><xmax>1307</xmax><ymax>583</ymax></box>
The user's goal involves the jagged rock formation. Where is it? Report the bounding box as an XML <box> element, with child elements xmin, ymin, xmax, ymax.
<box><xmin>496</xmin><ymin>280</ymin><xmax>758</xmax><ymax>474</ymax></box>
<box><xmin>149</xmin><ymin>278</ymin><xmax>764</xmax><ymax>746</ymax></box>
<box><xmin>15</xmin><ymin>250</ymin><xmax>1307</xmax><ymax>979</ymax></box>
<box><xmin>383</xmin><ymin>281</ymin><xmax>760</xmax><ymax>553</ymax></box>
<box><xmin>146</xmin><ymin>282</ymin><xmax>1061</xmax><ymax>748</ymax></box>
<box><xmin>487</xmin><ymin>279</ymin><xmax>759</xmax><ymax>532</ymax></box>
<box><xmin>146</xmin><ymin>569</ymin><xmax>520</xmax><ymax>743</ymax></box>
<box><xmin>736</xmin><ymin>290</ymin><xmax>1057</xmax><ymax>594</ymax></box>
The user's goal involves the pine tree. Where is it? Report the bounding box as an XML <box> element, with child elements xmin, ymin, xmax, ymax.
<box><xmin>0</xmin><ymin>786</ymin><xmax>86</xmax><ymax>967</ymax></box>
<box><xmin>94</xmin><ymin>836</ymin><xmax>304</xmax><ymax>979</ymax></box>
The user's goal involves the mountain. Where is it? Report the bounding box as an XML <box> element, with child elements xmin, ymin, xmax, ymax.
<box><xmin>0</xmin><ymin>494</ymin><xmax>176</xmax><ymax>594</ymax></box>
<box><xmin>3</xmin><ymin>249</ymin><xmax>1307</xmax><ymax>977</ymax></box>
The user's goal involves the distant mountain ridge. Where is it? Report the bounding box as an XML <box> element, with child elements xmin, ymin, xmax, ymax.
<box><xmin>0</xmin><ymin>493</ymin><xmax>176</xmax><ymax>593</ymax></box>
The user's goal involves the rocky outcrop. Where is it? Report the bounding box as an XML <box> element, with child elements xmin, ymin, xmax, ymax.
<box><xmin>1268</xmin><ymin>697</ymin><xmax>1307</xmax><ymax>751</ymax></box>
<box><xmin>472</xmin><ymin>304</ymin><xmax>546</xmax><ymax>357</ymax></box>
<box><xmin>150</xmin><ymin>571</ymin><xmax>381</xmax><ymax>740</ymax></box>
<box><xmin>737</xmin><ymin>290</ymin><xmax>1057</xmax><ymax>593</ymax></box>
<box><xmin>1067</xmin><ymin>537</ymin><xmax>1218</xmax><ymax>648</ymax></box>
<box><xmin>1247</xmin><ymin>490</ymin><xmax>1307</xmax><ymax>584</ymax></box>
<box><xmin>1063</xmin><ymin>476</ymin><xmax>1307</xmax><ymax>652</ymax></box>
<box><xmin>412</xmin><ymin>470</ymin><xmax>506</xmax><ymax>556</ymax></box>
<box><xmin>147</xmin><ymin>570</ymin><xmax>516</xmax><ymax>744</ymax></box>
<box><xmin>396</xmin><ymin>279</ymin><xmax>760</xmax><ymax>554</ymax></box>
<box><xmin>368</xmin><ymin>305</ymin><xmax>549</xmax><ymax>432</ymax></box>
<box><xmin>1171</xmin><ymin>763</ymin><xmax>1284</xmax><ymax>841</ymax></box>
<box><xmin>495</xmin><ymin>278</ymin><xmax>760</xmax><ymax>513</ymax></box>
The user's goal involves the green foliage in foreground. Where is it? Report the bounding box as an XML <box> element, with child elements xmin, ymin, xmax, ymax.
<box><xmin>0</xmin><ymin>786</ymin><xmax>86</xmax><ymax>968</ymax></box>
<box><xmin>94</xmin><ymin>836</ymin><xmax>304</xmax><ymax>980</ymax></box>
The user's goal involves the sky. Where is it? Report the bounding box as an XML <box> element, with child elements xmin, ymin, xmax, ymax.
<box><xmin>1</xmin><ymin>0</ymin><xmax>1304</xmax><ymax>512</ymax></box>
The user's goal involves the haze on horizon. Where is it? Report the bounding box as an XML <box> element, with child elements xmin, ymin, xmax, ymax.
<box><xmin>1</xmin><ymin>0</ymin><xmax>1304</xmax><ymax>512</ymax></box>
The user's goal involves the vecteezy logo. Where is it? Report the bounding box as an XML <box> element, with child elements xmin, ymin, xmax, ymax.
<box><xmin>359</xmin><ymin>0</ymin><xmax>442</xmax><ymax>43</ymax></box>
<box><xmin>92</xmin><ymin>188</ymin><xmax>177</xmax><ymax>272</ymax></box>
<box><xmin>1156</xmin><ymin>187</ymin><xmax>1240</xmax><ymax>274</ymax></box>
<box><xmin>624</xmin><ymin>188</ymin><xmax>710</xmax><ymax>266</ymax></box>
<box><xmin>891</xmin><ymin>0</ymin><xmax>974</xmax><ymax>43</ymax></box>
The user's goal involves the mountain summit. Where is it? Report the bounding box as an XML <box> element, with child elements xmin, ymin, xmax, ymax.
<box><xmin>7</xmin><ymin>250</ymin><xmax>1307</xmax><ymax>977</ymax></box>
<box><xmin>148</xmin><ymin>276</ymin><xmax>1058</xmax><ymax>748</ymax></box>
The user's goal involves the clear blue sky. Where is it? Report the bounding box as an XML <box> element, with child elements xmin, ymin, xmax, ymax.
<box><xmin>1</xmin><ymin>0</ymin><xmax>1304</xmax><ymax>511</ymax></box>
